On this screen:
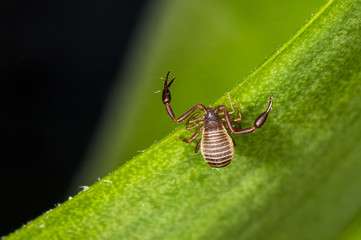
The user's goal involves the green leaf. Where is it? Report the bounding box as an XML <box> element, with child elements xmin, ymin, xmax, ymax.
<box><xmin>5</xmin><ymin>0</ymin><xmax>361</xmax><ymax>239</ymax></box>
<box><xmin>337</xmin><ymin>208</ymin><xmax>361</xmax><ymax>240</ymax></box>
<box><xmin>71</xmin><ymin>0</ymin><xmax>326</xmax><ymax>186</ymax></box>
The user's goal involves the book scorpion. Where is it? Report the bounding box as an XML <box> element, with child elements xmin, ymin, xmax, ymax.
<box><xmin>162</xmin><ymin>71</ymin><xmax>273</xmax><ymax>168</ymax></box>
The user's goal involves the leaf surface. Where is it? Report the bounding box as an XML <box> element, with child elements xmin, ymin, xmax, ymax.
<box><xmin>5</xmin><ymin>0</ymin><xmax>361</xmax><ymax>239</ymax></box>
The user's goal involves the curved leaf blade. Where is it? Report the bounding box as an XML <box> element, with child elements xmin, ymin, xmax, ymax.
<box><xmin>5</xmin><ymin>0</ymin><xmax>361</xmax><ymax>239</ymax></box>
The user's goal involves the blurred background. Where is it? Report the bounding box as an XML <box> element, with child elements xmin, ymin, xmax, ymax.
<box><xmin>1</xmin><ymin>0</ymin><xmax>147</xmax><ymax>235</ymax></box>
<box><xmin>1</xmin><ymin>0</ymin><xmax>325</xmax><ymax>236</ymax></box>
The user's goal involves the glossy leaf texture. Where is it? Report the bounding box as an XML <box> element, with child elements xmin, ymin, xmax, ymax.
<box><xmin>5</xmin><ymin>0</ymin><xmax>361</xmax><ymax>239</ymax></box>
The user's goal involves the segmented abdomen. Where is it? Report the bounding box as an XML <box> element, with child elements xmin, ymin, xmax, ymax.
<box><xmin>201</xmin><ymin>128</ymin><xmax>234</xmax><ymax>168</ymax></box>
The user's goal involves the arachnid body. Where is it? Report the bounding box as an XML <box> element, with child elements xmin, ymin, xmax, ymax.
<box><xmin>162</xmin><ymin>71</ymin><xmax>273</xmax><ymax>168</ymax></box>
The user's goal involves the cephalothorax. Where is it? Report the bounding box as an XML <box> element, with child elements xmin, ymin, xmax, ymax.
<box><xmin>162</xmin><ymin>71</ymin><xmax>273</xmax><ymax>168</ymax></box>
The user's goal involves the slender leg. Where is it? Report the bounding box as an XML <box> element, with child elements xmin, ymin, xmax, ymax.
<box><xmin>187</xmin><ymin>119</ymin><xmax>205</xmax><ymax>130</ymax></box>
<box><xmin>222</xmin><ymin>118</ymin><xmax>240</xmax><ymax>131</ymax></box>
<box><xmin>217</xmin><ymin>93</ymin><xmax>235</xmax><ymax>115</ymax></box>
<box><xmin>186</xmin><ymin>112</ymin><xmax>205</xmax><ymax>129</ymax></box>
<box><xmin>195</xmin><ymin>139</ymin><xmax>201</xmax><ymax>153</ymax></box>
<box><xmin>162</xmin><ymin>71</ymin><xmax>207</xmax><ymax>122</ymax></box>
<box><xmin>186</xmin><ymin>121</ymin><xmax>204</xmax><ymax>130</ymax></box>
<box><xmin>216</xmin><ymin>94</ymin><xmax>242</xmax><ymax>121</ymax></box>
<box><xmin>220</xmin><ymin>100</ymin><xmax>242</xmax><ymax>129</ymax></box>
<box><xmin>179</xmin><ymin>127</ymin><xmax>203</xmax><ymax>143</ymax></box>
<box><xmin>217</xmin><ymin>95</ymin><xmax>273</xmax><ymax>135</ymax></box>
<box><xmin>187</xmin><ymin>112</ymin><xmax>201</xmax><ymax>123</ymax></box>
<box><xmin>221</xmin><ymin>117</ymin><xmax>241</xmax><ymax>123</ymax></box>
<box><xmin>188</xmin><ymin>114</ymin><xmax>205</xmax><ymax>124</ymax></box>
<box><xmin>227</xmin><ymin>93</ymin><xmax>235</xmax><ymax>114</ymax></box>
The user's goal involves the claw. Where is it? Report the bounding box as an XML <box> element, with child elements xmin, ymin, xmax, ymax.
<box><xmin>164</xmin><ymin>71</ymin><xmax>175</xmax><ymax>87</ymax></box>
<box><xmin>162</xmin><ymin>71</ymin><xmax>175</xmax><ymax>104</ymax></box>
<box><xmin>168</xmin><ymin>77</ymin><xmax>175</xmax><ymax>87</ymax></box>
<box><xmin>254</xmin><ymin>94</ymin><xmax>273</xmax><ymax>128</ymax></box>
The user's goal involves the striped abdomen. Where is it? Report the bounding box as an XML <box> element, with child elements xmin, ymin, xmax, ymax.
<box><xmin>201</xmin><ymin>127</ymin><xmax>234</xmax><ymax>168</ymax></box>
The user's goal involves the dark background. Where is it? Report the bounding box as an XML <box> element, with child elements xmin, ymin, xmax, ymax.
<box><xmin>1</xmin><ymin>1</ymin><xmax>147</xmax><ymax>236</ymax></box>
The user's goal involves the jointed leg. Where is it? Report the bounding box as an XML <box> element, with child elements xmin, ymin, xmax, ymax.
<box><xmin>233</xmin><ymin>101</ymin><xmax>242</xmax><ymax>129</ymax></box>
<box><xmin>187</xmin><ymin>112</ymin><xmax>205</xmax><ymax>124</ymax></box>
<box><xmin>217</xmin><ymin>93</ymin><xmax>242</xmax><ymax>121</ymax></box>
<box><xmin>179</xmin><ymin>127</ymin><xmax>203</xmax><ymax>143</ymax></box>
<box><xmin>227</xmin><ymin>93</ymin><xmax>236</xmax><ymax>115</ymax></box>
<box><xmin>186</xmin><ymin>112</ymin><xmax>205</xmax><ymax>130</ymax></box>
<box><xmin>228</xmin><ymin>93</ymin><xmax>242</xmax><ymax>119</ymax></box>
<box><xmin>187</xmin><ymin>112</ymin><xmax>200</xmax><ymax>123</ymax></box>
<box><xmin>162</xmin><ymin>71</ymin><xmax>207</xmax><ymax>122</ymax></box>
<box><xmin>195</xmin><ymin>139</ymin><xmax>201</xmax><ymax>153</ymax></box>
<box><xmin>217</xmin><ymin>95</ymin><xmax>273</xmax><ymax>135</ymax></box>
<box><xmin>222</xmin><ymin>118</ymin><xmax>240</xmax><ymax>131</ymax></box>
<box><xmin>186</xmin><ymin>121</ymin><xmax>204</xmax><ymax>130</ymax></box>
<box><xmin>220</xmin><ymin>95</ymin><xmax>242</xmax><ymax>129</ymax></box>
